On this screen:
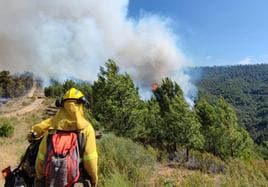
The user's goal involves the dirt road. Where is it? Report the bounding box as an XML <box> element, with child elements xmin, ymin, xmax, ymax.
<box><xmin>0</xmin><ymin>81</ymin><xmax>45</xmax><ymax>117</ymax></box>
<box><xmin>0</xmin><ymin>82</ymin><xmax>46</xmax><ymax>185</ymax></box>
<box><xmin>0</xmin><ymin>98</ymin><xmax>44</xmax><ymax>117</ymax></box>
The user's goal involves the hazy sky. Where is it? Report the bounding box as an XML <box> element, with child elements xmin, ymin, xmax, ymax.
<box><xmin>0</xmin><ymin>0</ymin><xmax>195</xmax><ymax>100</ymax></box>
<box><xmin>128</xmin><ymin>0</ymin><xmax>268</xmax><ymax>66</ymax></box>
<box><xmin>0</xmin><ymin>0</ymin><xmax>266</xmax><ymax>102</ymax></box>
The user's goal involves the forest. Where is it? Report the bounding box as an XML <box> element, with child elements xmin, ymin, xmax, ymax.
<box><xmin>1</xmin><ymin>62</ymin><xmax>267</xmax><ymax>159</ymax></box>
<box><xmin>0</xmin><ymin>70</ymin><xmax>34</xmax><ymax>98</ymax></box>
<box><xmin>194</xmin><ymin>64</ymin><xmax>268</xmax><ymax>145</ymax></box>
<box><xmin>1</xmin><ymin>61</ymin><xmax>267</xmax><ymax>185</ymax></box>
<box><xmin>44</xmin><ymin>60</ymin><xmax>262</xmax><ymax>160</ymax></box>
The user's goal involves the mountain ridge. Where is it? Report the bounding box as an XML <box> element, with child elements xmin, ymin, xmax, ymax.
<box><xmin>192</xmin><ymin>63</ymin><xmax>268</xmax><ymax>144</ymax></box>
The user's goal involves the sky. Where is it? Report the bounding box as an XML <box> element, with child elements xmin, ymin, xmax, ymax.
<box><xmin>0</xmin><ymin>0</ymin><xmax>266</xmax><ymax>102</ymax></box>
<box><xmin>128</xmin><ymin>0</ymin><xmax>268</xmax><ymax>66</ymax></box>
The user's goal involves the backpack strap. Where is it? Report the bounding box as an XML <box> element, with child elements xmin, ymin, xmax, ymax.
<box><xmin>77</xmin><ymin>132</ymin><xmax>86</xmax><ymax>157</ymax></box>
<box><xmin>46</xmin><ymin>132</ymin><xmax>54</xmax><ymax>157</ymax></box>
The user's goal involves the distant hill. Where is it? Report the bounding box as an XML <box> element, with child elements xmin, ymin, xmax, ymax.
<box><xmin>0</xmin><ymin>71</ymin><xmax>34</xmax><ymax>98</ymax></box>
<box><xmin>192</xmin><ymin>64</ymin><xmax>268</xmax><ymax>144</ymax></box>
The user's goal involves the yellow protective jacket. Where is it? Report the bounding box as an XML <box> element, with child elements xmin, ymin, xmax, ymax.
<box><xmin>32</xmin><ymin>102</ymin><xmax>98</xmax><ymax>185</ymax></box>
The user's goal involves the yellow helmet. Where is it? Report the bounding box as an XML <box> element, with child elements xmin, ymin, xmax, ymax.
<box><xmin>63</xmin><ymin>87</ymin><xmax>84</xmax><ymax>101</ymax></box>
<box><xmin>55</xmin><ymin>87</ymin><xmax>89</xmax><ymax>108</ymax></box>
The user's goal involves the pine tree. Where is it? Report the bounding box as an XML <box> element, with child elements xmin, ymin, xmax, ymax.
<box><xmin>195</xmin><ymin>98</ymin><xmax>219</xmax><ymax>155</ymax></box>
<box><xmin>215</xmin><ymin>97</ymin><xmax>254</xmax><ymax>159</ymax></box>
<box><xmin>195</xmin><ymin>97</ymin><xmax>254</xmax><ymax>159</ymax></box>
<box><xmin>153</xmin><ymin>78</ymin><xmax>204</xmax><ymax>158</ymax></box>
<box><xmin>141</xmin><ymin>99</ymin><xmax>163</xmax><ymax>147</ymax></box>
<box><xmin>92</xmin><ymin>59</ymin><xmax>142</xmax><ymax>137</ymax></box>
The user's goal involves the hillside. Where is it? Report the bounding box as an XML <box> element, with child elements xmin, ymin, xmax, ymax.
<box><xmin>194</xmin><ymin>64</ymin><xmax>268</xmax><ymax>144</ymax></box>
<box><xmin>0</xmin><ymin>71</ymin><xmax>34</xmax><ymax>98</ymax></box>
<box><xmin>0</xmin><ymin>62</ymin><xmax>267</xmax><ymax>186</ymax></box>
<box><xmin>0</xmin><ymin>100</ymin><xmax>50</xmax><ymax>186</ymax></box>
<box><xmin>1</xmin><ymin>90</ymin><xmax>267</xmax><ymax>186</ymax></box>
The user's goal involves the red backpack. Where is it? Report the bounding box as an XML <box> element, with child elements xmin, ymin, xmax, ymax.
<box><xmin>44</xmin><ymin>131</ymin><xmax>84</xmax><ymax>187</ymax></box>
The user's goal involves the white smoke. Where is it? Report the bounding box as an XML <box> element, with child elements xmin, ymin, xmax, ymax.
<box><xmin>0</xmin><ymin>0</ymin><xmax>195</xmax><ymax>104</ymax></box>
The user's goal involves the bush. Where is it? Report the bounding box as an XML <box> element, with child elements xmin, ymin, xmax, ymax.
<box><xmin>97</xmin><ymin>133</ymin><xmax>156</xmax><ymax>185</ymax></box>
<box><xmin>0</xmin><ymin>118</ymin><xmax>14</xmax><ymax>137</ymax></box>
<box><xmin>181</xmin><ymin>171</ymin><xmax>215</xmax><ymax>187</ymax></box>
<box><xmin>221</xmin><ymin>159</ymin><xmax>268</xmax><ymax>186</ymax></box>
<box><xmin>102</xmin><ymin>172</ymin><xmax>133</xmax><ymax>187</ymax></box>
<box><xmin>256</xmin><ymin>141</ymin><xmax>268</xmax><ymax>159</ymax></box>
<box><xmin>183</xmin><ymin>151</ymin><xmax>226</xmax><ymax>174</ymax></box>
<box><xmin>178</xmin><ymin>159</ymin><xmax>268</xmax><ymax>187</ymax></box>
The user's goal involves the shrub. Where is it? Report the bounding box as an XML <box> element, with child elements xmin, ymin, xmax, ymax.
<box><xmin>181</xmin><ymin>171</ymin><xmax>215</xmax><ymax>187</ymax></box>
<box><xmin>159</xmin><ymin>158</ymin><xmax>268</xmax><ymax>187</ymax></box>
<box><xmin>102</xmin><ymin>172</ymin><xmax>133</xmax><ymax>187</ymax></box>
<box><xmin>221</xmin><ymin>159</ymin><xmax>268</xmax><ymax>186</ymax></box>
<box><xmin>183</xmin><ymin>151</ymin><xmax>226</xmax><ymax>174</ymax></box>
<box><xmin>0</xmin><ymin>118</ymin><xmax>14</xmax><ymax>137</ymax></box>
<box><xmin>97</xmin><ymin>133</ymin><xmax>156</xmax><ymax>185</ymax></box>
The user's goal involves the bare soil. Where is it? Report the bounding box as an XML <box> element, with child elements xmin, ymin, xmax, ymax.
<box><xmin>0</xmin><ymin>84</ymin><xmax>47</xmax><ymax>185</ymax></box>
<box><xmin>0</xmin><ymin>81</ymin><xmax>45</xmax><ymax>117</ymax></box>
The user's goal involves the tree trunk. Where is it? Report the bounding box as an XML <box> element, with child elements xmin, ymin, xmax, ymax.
<box><xmin>186</xmin><ymin>147</ymin><xmax>189</xmax><ymax>161</ymax></box>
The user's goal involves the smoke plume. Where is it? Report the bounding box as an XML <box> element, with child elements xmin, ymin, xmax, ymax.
<box><xmin>0</xmin><ymin>0</ymin><xmax>195</xmax><ymax>103</ymax></box>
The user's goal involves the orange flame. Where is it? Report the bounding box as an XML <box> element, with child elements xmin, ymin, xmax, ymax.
<box><xmin>151</xmin><ymin>83</ymin><xmax>159</xmax><ymax>91</ymax></box>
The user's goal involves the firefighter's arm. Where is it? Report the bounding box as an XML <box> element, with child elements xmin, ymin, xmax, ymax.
<box><xmin>35</xmin><ymin>132</ymin><xmax>48</xmax><ymax>179</ymax></box>
<box><xmin>27</xmin><ymin>118</ymin><xmax>52</xmax><ymax>141</ymax></box>
<box><xmin>83</xmin><ymin>125</ymin><xmax>98</xmax><ymax>186</ymax></box>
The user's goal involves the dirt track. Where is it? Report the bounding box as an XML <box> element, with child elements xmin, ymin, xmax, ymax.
<box><xmin>0</xmin><ymin>81</ymin><xmax>45</xmax><ymax>117</ymax></box>
<box><xmin>0</xmin><ymin>98</ymin><xmax>44</xmax><ymax>118</ymax></box>
<box><xmin>0</xmin><ymin>82</ymin><xmax>46</xmax><ymax>186</ymax></box>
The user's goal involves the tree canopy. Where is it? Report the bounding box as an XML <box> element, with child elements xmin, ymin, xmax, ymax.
<box><xmin>0</xmin><ymin>71</ymin><xmax>34</xmax><ymax>98</ymax></box>
<box><xmin>40</xmin><ymin>60</ymin><xmax>258</xmax><ymax>159</ymax></box>
<box><xmin>193</xmin><ymin>64</ymin><xmax>268</xmax><ymax>144</ymax></box>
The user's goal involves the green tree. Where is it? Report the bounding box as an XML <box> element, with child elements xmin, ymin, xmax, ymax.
<box><xmin>62</xmin><ymin>79</ymin><xmax>76</xmax><ymax>92</ymax></box>
<box><xmin>195</xmin><ymin>64</ymin><xmax>268</xmax><ymax>145</ymax></box>
<box><xmin>44</xmin><ymin>80</ymin><xmax>64</xmax><ymax>97</ymax></box>
<box><xmin>137</xmin><ymin>99</ymin><xmax>163</xmax><ymax>147</ymax></box>
<box><xmin>153</xmin><ymin>78</ymin><xmax>204</xmax><ymax>158</ymax></box>
<box><xmin>0</xmin><ymin>71</ymin><xmax>12</xmax><ymax>97</ymax></box>
<box><xmin>215</xmin><ymin>97</ymin><xmax>254</xmax><ymax>159</ymax></box>
<box><xmin>153</xmin><ymin>77</ymin><xmax>183</xmax><ymax>113</ymax></box>
<box><xmin>92</xmin><ymin>59</ymin><xmax>143</xmax><ymax>137</ymax></box>
<box><xmin>195</xmin><ymin>97</ymin><xmax>254</xmax><ymax>159</ymax></box>
<box><xmin>0</xmin><ymin>71</ymin><xmax>34</xmax><ymax>98</ymax></box>
<box><xmin>195</xmin><ymin>98</ymin><xmax>219</xmax><ymax>155</ymax></box>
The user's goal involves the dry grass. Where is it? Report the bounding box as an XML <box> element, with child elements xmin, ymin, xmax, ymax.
<box><xmin>153</xmin><ymin>160</ymin><xmax>268</xmax><ymax>187</ymax></box>
<box><xmin>0</xmin><ymin>100</ymin><xmax>47</xmax><ymax>185</ymax></box>
<box><xmin>0</xmin><ymin>96</ymin><xmax>267</xmax><ymax>187</ymax></box>
<box><xmin>0</xmin><ymin>121</ymin><xmax>29</xmax><ymax>185</ymax></box>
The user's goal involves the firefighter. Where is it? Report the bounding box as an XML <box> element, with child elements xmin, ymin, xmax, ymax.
<box><xmin>32</xmin><ymin>88</ymin><xmax>98</xmax><ymax>186</ymax></box>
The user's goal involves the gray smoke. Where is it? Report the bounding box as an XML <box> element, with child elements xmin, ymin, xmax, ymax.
<box><xmin>0</xmin><ymin>0</ymin><xmax>195</xmax><ymax>104</ymax></box>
